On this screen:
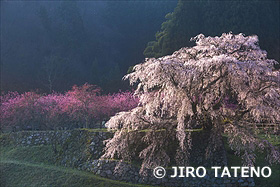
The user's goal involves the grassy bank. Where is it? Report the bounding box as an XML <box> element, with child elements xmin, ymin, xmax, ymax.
<box><xmin>0</xmin><ymin>145</ymin><xmax>149</xmax><ymax>187</ymax></box>
<box><xmin>0</xmin><ymin>133</ymin><xmax>279</xmax><ymax>187</ymax></box>
<box><xmin>225</xmin><ymin>134</ymin><xmax>280</xmax><ymax>187</ymax></box>
<box><xmin>0</xmin><ymin>160</ymin><xmax>151</xmax><ymax>187</ymax></box>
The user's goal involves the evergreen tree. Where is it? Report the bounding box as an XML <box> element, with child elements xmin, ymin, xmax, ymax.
<box><xmin>144</xmin><ymin>0</ymin><xmax>279</xmax><ymax>65</ymax></box>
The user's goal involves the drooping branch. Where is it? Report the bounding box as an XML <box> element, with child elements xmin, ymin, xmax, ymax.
<box><xmin>103</xmin><ymin>33</ymin><xmax>280</xmax><ymax>173</ymax></box>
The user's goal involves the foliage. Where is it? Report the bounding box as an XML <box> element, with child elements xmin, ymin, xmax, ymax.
<box><xmin>0</xmin><ymin>84</ymin><xmax>138</xmax><ymax>131</ymax></box>
<box><xmin>2</xmin><ymin>1</ymin><xmax>176</xmax><ymax>93</ymax></box>
<box><xmin>103</xmin><ymin>33</ymin><xmax>280</xmax><ymax>173</ymax></box>
<box><xmin>144</xmin><ymin>0</ymin><xmax>280</xmax><ymax>66</ymax></box>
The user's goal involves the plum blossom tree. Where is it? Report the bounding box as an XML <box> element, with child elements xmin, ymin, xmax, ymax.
<box><xmin>102</xmin><ymin>33</ymin><xmax>280</xmax><ymax>173</ymax></box>
<box><xmin>94</xmin><ymin>91</ymin><xmax>139</xmax><ymax>123</ymax></box>
<box><xmin>35</xmin><ymin>93</ymin><xmax>66</xmax><ymax>130</ymax></box>
<box><xmin>0</xmin><ymin>84</ymin><xmax>138</xmax><ymax>131</ymax></box>
<box><xmin>0</xmin><ymin>92</ymin><xmax>21</xmax><ymax>131</ymax></box>
<box><xmin>63</xmin><ymin>83</ymin><xmax>101</xmax><ymax>129</ymax></box>
<box><xmin>35</xmin><ymin>93</ymin><xmax>67</xmax><ymax>152</ymax></box>
<box><xmin>1</xmin><ymin>92</ymin><xmax>41</xmax><ymax>131</ymax></box>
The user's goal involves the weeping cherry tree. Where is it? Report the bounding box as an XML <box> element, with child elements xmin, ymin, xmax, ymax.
<box><xmin>102</xmin><ymin>33</ymin><xmax>280</xmax><ymax>173</ymax></box>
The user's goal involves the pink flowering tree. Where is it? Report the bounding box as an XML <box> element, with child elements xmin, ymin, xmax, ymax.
<box><xmin>93</xmin><ymin>91</ymin><xmax>139</xmax><ymax>124</ymax></box>
<box><xmin>102</xmin><ymin>33</ymin><xmax>280</xmax><ymax>172</ymax></box>
<box><xmin>1</xmin><ymin>92</ymin><xmax>20</xmax><ymax>131</ymax></box>
<box><xmin>1</xmin><ymin>92</ymin><xmax>41</xmax><ymax>131</ymax></box>
<box><xmin>61</xmin><ymin>84</ymin><xmax>138</xmax><ymax>128</ymax></box>
<box><xmin>63</xmin><ymin>83</ymin><xmax>101</xmax><ymax>129</ymax></box>
<box><xmin>35</xmin><ymin>93</ymin><xmax>67</xmax><ymax>130</ymax></box>
<box><xmin>0</xmin><ymin>84</ymin><xmax>138</xmax><ymax>131</ymax></box>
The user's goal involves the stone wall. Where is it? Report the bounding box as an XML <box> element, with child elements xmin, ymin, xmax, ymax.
<box><xmin>83</xmin><ymin>159</ymin><xmax>255</xmax><ymax>187</ymax></box>
<box><xmin>0</xmin><ymin>130</ymin><xmax>255</xmax><ymax>186</ymax></box>
<box><xmin>0</xmin><ymin>130</ymin><xmax>72</xmax><ymax>146</ymax></box>
<box><xmin>0</xmin><ymin>129</ymin><xmax>112</xmax><ymax>168</ymax></box>
<box><xmin>56</xmin><ymin>130</ymin><xmax>112</xmax><ymax>167</ymax></box>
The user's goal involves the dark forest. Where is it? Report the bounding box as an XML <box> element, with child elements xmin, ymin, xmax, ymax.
<box><xmin>1</xmin><ymin>0</ymin><xmax>278</xmax><ymax>94</ymax></box>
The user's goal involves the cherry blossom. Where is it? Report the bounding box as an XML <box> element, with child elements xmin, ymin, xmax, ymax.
<box><xmin>103</xmin><ymin>33</ymin><xmax>280</xmax><ymax>173</ymax></box>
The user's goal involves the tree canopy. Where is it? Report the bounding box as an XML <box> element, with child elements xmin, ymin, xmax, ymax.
<box><xmin>1</xmin><ymin>1</ymin><xmax>176</xmax><ymax>93</ymax></box>
<box><xmin>144</xmin><ymin>0</ymin><xmax>280</xmax><ymax>66</ymax></box>
<box><xmin>103</xmin><ymin>33</ymin><xmax>280</xmax><ymax>173</ymax></box>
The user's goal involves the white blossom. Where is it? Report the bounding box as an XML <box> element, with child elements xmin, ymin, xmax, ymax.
<box><xmin>103</xmin><ymin>33</ymin><xmax>280</xmax><ymax>172</ymax></box>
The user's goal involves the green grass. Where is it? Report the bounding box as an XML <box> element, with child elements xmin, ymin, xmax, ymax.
<box><xmin>225</xmin><ymin>136</ymin><xmax>280</xmax><ymax>187</ymax></box>
<box><xmin>0</xmin><ymin>145</ymin><xmax>55</xmax><ymax>165</ymax></box>
<box><xmin>0</xmin><ymin>160</ymin><xmax>147</xmax><ymax>187</ymax></box>
<box><xmin>0</xmin><ymin>145</ymin><xmax>151</xmax><ymax>187</ymax></box>
<box><xmin>79</xmin><ymin>127</ymin><xmax>204</xmax><ymax>133</ymax></box>
<box><xmin>226</xmin><ymin>153</ymin><xmax>280</xmax><ymax>187</ymax></box>
<box><xmin>0</xmin><ymin>132</ymin><xmax>279</xmax><ymax>187</ymax></box>
<box><xmin>258</xmin><ymin>134</ymin><xmax>280</xmax><ymax>146</ymax></box>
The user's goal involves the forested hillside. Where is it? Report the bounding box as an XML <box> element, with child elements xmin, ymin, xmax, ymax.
<box><xmin>144</xmin><ymin>0</ymin><xmax>280</xmax><ymax>67</ymax></box>
<box><xmin>2</xmin><ymin>1</ymin><xmax>279</xmax><ymax>93</ymax></box>
<box><xmin>1</xmin><ymin>1</ymin><xmax>176</xmax><ymax>93</ymax></box>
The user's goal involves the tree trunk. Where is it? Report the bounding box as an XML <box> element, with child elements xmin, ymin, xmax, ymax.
<box><xmin>189</xmin><ymin>129</ymin><xmax>228</xmax><ymax>167</ymax></box>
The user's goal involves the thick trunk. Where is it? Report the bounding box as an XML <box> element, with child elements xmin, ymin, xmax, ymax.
<box><xmin>189</xmin><ymin>130</ymin><xmax>227</xmax><ymax>167</ymax></box>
